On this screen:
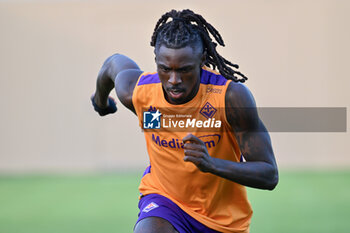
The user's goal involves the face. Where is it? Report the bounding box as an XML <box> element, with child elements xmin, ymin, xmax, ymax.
<box><xmin>155</xmin><ymin>45</ymin><xmax>205</xmax><ymax>105</ymax></box>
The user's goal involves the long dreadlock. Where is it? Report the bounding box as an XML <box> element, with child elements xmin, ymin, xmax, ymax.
<box><xmin>151</xmin><ymin>9</ymin><xmax>247</xmax><ymax>83</ymax></box>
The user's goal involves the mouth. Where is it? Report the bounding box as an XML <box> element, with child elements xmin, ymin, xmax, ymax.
<box><xmin>167</xmin><ymin>88</ymin><xmax>185</xmax><ymax>100</ymax></box>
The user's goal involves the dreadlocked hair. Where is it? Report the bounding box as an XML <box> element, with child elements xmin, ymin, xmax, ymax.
<box><xmin>151</xmin><ymin>9</ymin><xmax>247</xmax><ymax>83</ymax></box>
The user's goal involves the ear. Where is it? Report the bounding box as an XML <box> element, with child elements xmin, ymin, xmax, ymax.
<box><xmin>154</xmin><ymin>48</ymin><xmax>158</xmax><ymax>62</ymax></box>
<box><xmin>200</xmin><ymin>50</ymin><xmax>207</xmax><ymax>67</ymax></box>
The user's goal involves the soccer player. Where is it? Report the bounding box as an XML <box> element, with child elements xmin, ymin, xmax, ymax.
<box><xmin>91</xmin><ymin>9</ymin><xmax>278</xmax><ymax>233</ymax></box>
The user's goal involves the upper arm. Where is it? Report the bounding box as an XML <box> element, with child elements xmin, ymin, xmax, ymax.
<box><xmin>225</xmin><ymin>82</ymin><xmax>277</xmax><ymax>167</ymax></box>
<box><xmin>114</xmin><ymin>69</ymin><xmax>143</xmax><ymax>114</ymax></box>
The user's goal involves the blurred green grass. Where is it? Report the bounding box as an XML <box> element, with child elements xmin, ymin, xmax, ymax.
<box><xmin>0</xmin><ymin>171</ymin><xmax>349</xmax><ymax>233</ymax></box>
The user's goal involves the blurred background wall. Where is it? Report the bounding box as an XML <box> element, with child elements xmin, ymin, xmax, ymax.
<box><xmin>0</xmin><ymin>0</ymin><xmax>349</xmax><ymax>173</ymax></box>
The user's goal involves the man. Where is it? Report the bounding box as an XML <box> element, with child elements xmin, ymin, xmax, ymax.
<box><xmin>91</xmin><ymin>9</ymin><xmax>278</xmax><ymax>233</ymax></box>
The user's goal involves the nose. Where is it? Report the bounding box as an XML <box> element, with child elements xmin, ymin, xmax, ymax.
<box><xmin>168</xmin><ymin>72</ymin><xmax>182</xmax><ymax>85</ymax></box>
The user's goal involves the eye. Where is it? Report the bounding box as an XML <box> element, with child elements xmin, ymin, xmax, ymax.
<box><xmin>178</xmin><ymin>67</ymin><xmax>192</xmax><ymax>73</ymax></box>
<box><xmin>159</xmin><ymin>66</ymin><xmax>171</xmax><ymax>72</ymax></box>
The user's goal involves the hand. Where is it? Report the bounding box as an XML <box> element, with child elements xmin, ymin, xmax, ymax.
<box><xmin>182</xmin><ymin>133</ymin><xmax>216</xmax><ymax>173</ymax></box>
<box><xmin>91</xmin><ymin>95</ymin><xmax>117</xmax><ymax>116</ymax></box>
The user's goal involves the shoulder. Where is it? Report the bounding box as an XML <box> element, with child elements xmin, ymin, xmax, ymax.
<box><xmin>135</xmin><ymin>72</ymin><xmax>160</xmax><ymax>86</ymax></box>
<box><xmin>201</xmin><ymin>66</ymin><xmax>228</xmax><ymax>86</ymax></box>
<box><xmin>225</xmin><ymin>82</ymin><xmax>256</xmax><ymax>107</ymax></box>
<box><xmin>225</xmin><ymin>82</ymin><xmax>259</xmax><ymax>131</ymax></box>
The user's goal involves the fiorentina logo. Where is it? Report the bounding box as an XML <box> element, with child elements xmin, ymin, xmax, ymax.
<box><xmin>142</xmin><ymin>202</ymin><xmax>159</xmax><ymax>212</ymax></box>
<box><xmin>200</xmin><ymin>102</ymin><xmax>217</xmax><ymax>119</ymax></box>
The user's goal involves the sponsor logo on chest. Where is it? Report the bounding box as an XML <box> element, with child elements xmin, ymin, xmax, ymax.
<box><xmin>142</xmin><ymin>103</ymin><xmax>222</xmax><ymax>130</ymax></box>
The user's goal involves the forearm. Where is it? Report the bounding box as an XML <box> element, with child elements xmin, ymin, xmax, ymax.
<box><xmin>210</xmin><ymin>158</ymin><xmax>278</xmax><ymax>190</ymax></box>
<box><xmin>94</xmin><ymin>72</ymin><xmax>115</xmax><ymax>108</ymax></box>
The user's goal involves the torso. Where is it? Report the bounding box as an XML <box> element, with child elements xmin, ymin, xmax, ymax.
<box><xmin>131</xmin><ymin>67</ymin><xmax>252</xmax><ymax>233</ymax></box>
